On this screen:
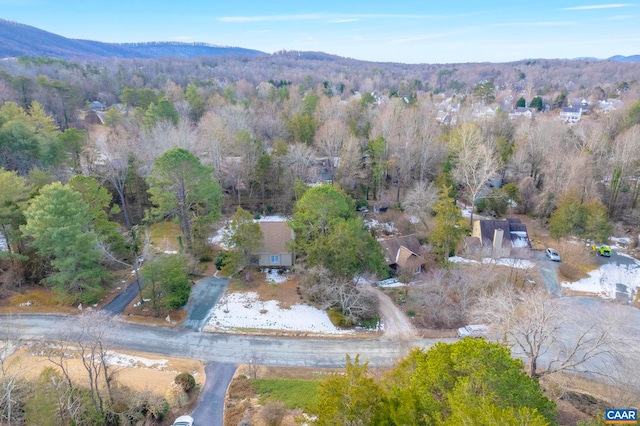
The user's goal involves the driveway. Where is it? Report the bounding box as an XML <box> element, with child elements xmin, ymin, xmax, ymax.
<box><xmin>536</xmin><ymin>250</ymin><xmax>562</xmax><ymax>296</ymax></box>
<box><xmin>102</xmin><ymin>279</ymin><xmax>143</xmax><ymax>314</ymax></box>
<box><xmin>363</xmin><ymin>285</ymin><xmax>417</xmax><ymax>340</ymax></box>
<box><xmin>191</xmin><ymin>362</ymin><xmax>237</xmax><ymax>425</ymax></box>
<box><xmin>183</xmin><ymin>275</ymin><xmax>229</xmax><ymax>331</ymax></box>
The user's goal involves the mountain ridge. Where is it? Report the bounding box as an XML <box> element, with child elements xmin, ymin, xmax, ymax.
<box><xmin>0</xmin><ymin>18</ymin><xmax>265</xmax><ymax>59</ymax></box>
<box><xmin>1</xmin><ymin>18</ymin><xmax>639</xmax><ymax>63</ymax></box>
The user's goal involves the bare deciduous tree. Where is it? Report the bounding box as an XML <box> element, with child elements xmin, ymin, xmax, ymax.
<box><xmin>299</xmin><ymin>266</ymin><xmax>377</xmax><ymax>324</ymax></box>
<box><xmin>0</xmin><ymin>338</ymin><xmax>25</xmax><ymax>425</ymax></box>
<box><xmin>607</xmin><ymin>125</ymin><xmax>640</xmax><ymax>218</ymax></box>
<box><xmin>450</xmin><ymin>123</ymin><xmax>500</xmax><ymax>225</ymax></box>
<box><xmin>335</xmin><ymin>136</ymin><xmax>366</xmax><ymax>193</ymax></box>
<box><xmin>414</xmin><ymin>265</ymin><xmax>496</xmax><ymax>329</ymax></box>
<box><xmin>45</xmin><ymin>311</ymin><xmax>123</xmax><ymax>420</ymax></box>
<box><xmin>473</xmin><ymin>287</ymin><xmax>613</xmax><ymax>378</ymax></box>
<box><xmin>315</xmin><ymin>119</ymin><xmax>349</xmax><ymax>183</ymax></box>
<box><xmin>402</xmin><ymin>180</ymin><xmax>439</xmax><ymax>230</ymax></box>
<box><xmin>94</xmin><ymin>125</ymin><xmax>137</xmax><ymax>228</ymax></box>
<box><xmin>197</xmin><ymin>111</ymin><xmax>233</xmax><ymax>182</ymax></box>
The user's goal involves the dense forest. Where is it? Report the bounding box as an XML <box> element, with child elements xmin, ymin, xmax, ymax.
<box><xmin>1</xmin><ymin>51</ymin><xmax>640</xmax><ymax>307</ymax></box>
<box><xmin>1</xmin><ymin>51</ymin><xmax>640</xmax><ymax>424</ymax></box>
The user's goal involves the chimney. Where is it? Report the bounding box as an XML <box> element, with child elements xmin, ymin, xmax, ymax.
<box><xmin>492</xmin><ymin>229</ymin><xmax>504</xmax><ymax>258</ymax></box>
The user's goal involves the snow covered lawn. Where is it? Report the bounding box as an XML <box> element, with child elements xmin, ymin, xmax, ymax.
<box><xmin>561</xmin><ymin>259</ymin><xmax>640</xmax><ymax>300</ymax></box>
<box><xmin>205</xmin><ymin>292</ymin><xmax>353</xmax><ymax>334</ymax></box>
<box><xmin>449</xmin><ymin>256</ymin><xmax>535</xmax><ymax>269</ymax></box>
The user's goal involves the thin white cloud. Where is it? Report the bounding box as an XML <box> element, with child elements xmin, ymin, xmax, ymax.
<box><xmin>560</xmin><ymin>4</ymin><xmax>632</xmax><ymax>10</ymax></box>
<box><xmin>329</xmin><ymin>18</ymin><xmax>360</xmax><ymax>23</ymax></box>
<box><xmin>389</xmin><ymin>28</ymin><xmax>477</xmax><ymax>44</ymax></box>
<box><xmin>605</xmin><ymin>13</ymin><xmax>637</xmax><ymax>19</ymax></box>
<box><xmin>489</xmin><ymin>20</ymin><xmax>576</xmax><ymax>27</ymax></box>
<box><xmin>217</xmin><ymin>12</ymin><xmax>479</xmax><ymax>23</ymax></box>
<box><xmin>218</xmin><ymin>14</ymin><xmax>326</xmax><ymax>23</ymax></box>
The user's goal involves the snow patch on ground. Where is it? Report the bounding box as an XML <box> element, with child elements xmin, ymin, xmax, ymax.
<box><xmin>377</xmin><ymin>278</ymin><xmax>405</xmax><ymax>288</ymax></box>
<box><xmin>365</xmin><ymin>219</ymin><xmax>397</xmax><ymax>235</ymax></box>
<box><xmin>256</xmin><ymin>215</ymin><xmax>288</xmax><ymax>222</ymax></box>
<box><xmin>106</xmin><ymin>351</ymin><xmax>168</xmax><ymax>369</ymax></box>
<box><xmin>458</xmin><ymin>203</ymin><xmax>491</xmax><ymax>220</ymax></box>
<box><xmin>208</xmin><ymin>220</ymin><xmax>231</xmax><ymax>248</ymax></box>
<box><xmin>561</xmin><ymin>262</ymin><xmax>640</xmax><ymax>300</ymax></box>
<box><xmin>449</xmin><ymin>256</ymin><xmax>535</xmax><ymax>269</ymax></box>
<box><xmin>609</xmin><ymin>236</ymin><xmax>632</xmax><ymax>250</ymax></box>
<box><xmin>207</xmin><ymin>292</ymin><xmax>353</xmax><ymax>334</ymax></box>
<box><xmin>264</xmin><ymin>268</ymin><xmax>289</xmax><ymax>284</ymax></box>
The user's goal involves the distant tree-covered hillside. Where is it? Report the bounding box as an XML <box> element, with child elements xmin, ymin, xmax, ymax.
<box><xmin>0</xmin><ymin>19</ymin><xmax>265</xmax><ymax>60</ymax></box>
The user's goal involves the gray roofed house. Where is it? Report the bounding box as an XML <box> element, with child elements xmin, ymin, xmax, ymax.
<box><xmin>559</xmin><ymin>106</ymin><xmax>583</xmax><ymax>123</ymax></box>
<box><xmin>379</xmin><ymin>235</ymin><xmax>426</xmax><ymax>275</ymax></box>
<box><xmin>466</xmin><ymin>218</ymin><xmax>531</xmax><ymax>258</ymax></box>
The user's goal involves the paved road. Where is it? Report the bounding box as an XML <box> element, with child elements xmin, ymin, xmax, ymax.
<box><xmin>4</xmin><ymin>314</ymin><xmax>452</xmax><ymax>367</ymax></box>
<box><xmin>191</xmin><ymin>362</ymin><xmax>237</xmax><ymax>424</ymax></box>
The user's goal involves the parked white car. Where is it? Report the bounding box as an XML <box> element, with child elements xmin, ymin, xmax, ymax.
<box><xmin>545</xmin><ymin>248</ymin><xmax>561</xmax><ymax>262</ymax></box>
<box><xmin>457</xmin><ymin>324</ymin><xmax>489</xmax><ymax>338</ymax></box>
<box><xmin>172</xmin><ymin>415</ymin><xmax>194</xmax><ymax>426</ymax></box>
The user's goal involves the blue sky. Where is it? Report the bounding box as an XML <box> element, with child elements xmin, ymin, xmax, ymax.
<box><xmin>2</xmin><ymin>1</ymin><xmax>639</xmax><ymax>63</ymax></box>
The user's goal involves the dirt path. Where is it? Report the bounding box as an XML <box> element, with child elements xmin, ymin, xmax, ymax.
<box><xmin>364</xmin><ymin>285</ymin><xmax>418</xmax><ymax>340</ymax></box>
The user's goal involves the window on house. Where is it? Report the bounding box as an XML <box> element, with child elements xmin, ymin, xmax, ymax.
<box><xmin>270</xmin><ymin>255</ymin><xmax>280</xmax><ymax>265</ymax></box>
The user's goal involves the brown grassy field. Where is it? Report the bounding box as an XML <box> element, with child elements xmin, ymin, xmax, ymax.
<box><xmin>6</xmin><ymin>346</ymin><xmax>205</xmax><ymax>396</ymax></box>
<box><xmin>4</xmin><ymin>344</ymin><xmax>205</xmax><ymax>425</ymax></box>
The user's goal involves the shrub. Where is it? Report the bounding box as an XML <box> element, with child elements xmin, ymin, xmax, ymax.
<box><xmin>328</xmin><ymin>308</ymin><xmax>355</xmax><ymax>328</ymax></box>
<box><xmin>214</xmin><ymin>251</ymin><xmax>230</xmax><ymax>270</ymax></box>
<box><xmin>165</xmin><ymin>382</ymin><xmax>188</xmax><ymax>407</ymax></box>
<box><xmin>163</xmin><ymin>280</ymin><xmax>191</xmax><ymax>311</ymax></box>
<box><xmin>260</xmin><ymin>402</ymin><xmax>286</xmax><ymax>426</ymax></box>
<box><xmin>359</xmin><ymin>315</ymin><xmax>380</xmax><ymax>329</ymax></box>
<box><xmin>558</xmin><ymin>263</ymin><xmax>585</xmax><ymax>281</ymax></box>
<box><xmin>199</xmin><ymin>247</ymin><xmax>213</xmax><ymax>263</ymax></box>
<box><xmin>356</xmin><ymin>199</ymin><xmax>369</xmax><ymax>210</ymax></box>
<box><xmin>174</xmin><ymin>372</ymin><xmax>196</xmax><ymax>393</ymax></box>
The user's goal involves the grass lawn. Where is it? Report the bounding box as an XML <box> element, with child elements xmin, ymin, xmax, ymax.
<box><xmin>252</xmin><ymin>378</ymin><xmax>320</xmax><ymax>410</ymax></box>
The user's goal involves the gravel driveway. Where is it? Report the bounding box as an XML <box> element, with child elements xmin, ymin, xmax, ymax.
<box><xmin>364</xmin><ymin>285</ymin><xmax>417</xmax><ymax>340</ymax></box>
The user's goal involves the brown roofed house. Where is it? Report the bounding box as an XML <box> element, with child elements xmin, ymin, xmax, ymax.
<box><xmin>257</xmin><ymin>221</ymin><xmax>294</xmax><ymax>267</ymax></box>
<box><xmin>379</xmin><ymin>235</ymin><xmax>426</xmax><ymax>275</ymax></box>
<box><xmin>466</xmin><ymin>218</ymin><xmax>531</xmax><ymax>258</ymax></box>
